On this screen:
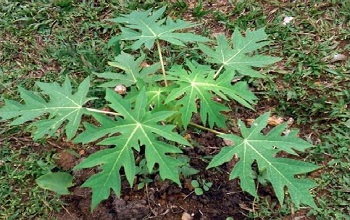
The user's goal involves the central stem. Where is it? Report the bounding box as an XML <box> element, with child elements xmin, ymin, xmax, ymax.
<box><xmin>156</xmin><ymin>40</ymin><xmax>168</xmax><ymax>87</ymax></box>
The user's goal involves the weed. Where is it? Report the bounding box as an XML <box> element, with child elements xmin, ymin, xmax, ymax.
<box><xmin>191</xmin><ymin>179</ymin><xmax>213</xmax><ymax>196</ymax></box>
<box><xmin>135</xmin><ymin>159</ymin><xmax>154</xmax><ymax>190</ymax></box>
<box><xmin>192</xmin><ymin>1</ymin><xmax>211</xmax><ymax>19</ymax></box>
<box><xmin>0</xmin><ymin>142</ymin><xmax>62</xmax><ymax>219</ymax></box>
<box><xmin>308</xmin><ymin>123</ymin><xmax>350</xmax><ymax>219</ymax></box>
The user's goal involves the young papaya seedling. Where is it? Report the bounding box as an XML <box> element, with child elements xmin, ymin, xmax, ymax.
<box><xmin>0</xmin><ymin>6</ymin><xmax>319</xmax><ymax>212</ymax></box>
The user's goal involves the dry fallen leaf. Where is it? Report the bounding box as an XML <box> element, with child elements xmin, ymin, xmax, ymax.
<box><xmin>246</xmin><ymin>115</ymin><xmax>285</xmax><ymax>126</ymax></box>
<box><xmin>223</xmin><ymin>138</ymin><xmax>234</xmax><ymax>146</ymax></box>
<box><xmin>330</xmin><ymin>53</ymin><xmax>347</xmax><ymax>63</ymax></box>
<box><xmin>140</xmin><ymin>61</ymin><xmax>150</xmax><ymax>68</ymax></box>
<box><xmin>181</xmin><ymin>212</ymin><xmax>193</xmax><ymax>220</ymax></box>
<box><xmin>184</xmin><ymin>133</ymin><xmax>191</xmax><ymax>140</ymax></box>
<box><xmin>79</xmin><ymin>149</ymin><xmax>85</xmax><ymax>155</ymax></box>
<box><xmin>114</xmin><ymin>84</ymin><xmax>127</xmax><ymax>95</ymax></box>
<box><xmin>268</xmin><ymin>115</ymin><xmax>285</xmax><ymax>126</ymax></box>
<box><xmin>282</xmin><ymin>16</ymin><xmax>294</xmax><ymax>25</ymax></box>
<box><xmin>286</xmin><ymin>117</ymin><xmax>294</xmax><ymax>126</ymax></box>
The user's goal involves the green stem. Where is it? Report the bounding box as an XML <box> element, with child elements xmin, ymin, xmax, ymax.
<box><xmin>214</xmin><ymin>65</ymin><xmax>224</xmax><ymax>79</ymax></box>
<box><xmin>189</xmin><ymin>122</ymin><xmax>224</xmax><ymax>135</ymax></box>
<box><xmin>86</xmin><ymin>108</ymin><xmax>121</xmax><ymax>116</ymax></box>
<box><xmin>156</xmin><ymin>40</ymin><xmax>168</xmax><ymax>87</ymax></box>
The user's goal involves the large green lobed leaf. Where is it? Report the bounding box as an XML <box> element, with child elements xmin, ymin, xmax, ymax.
<box><xmin>94</xmin><ymin>52</ymin><xmax>161</xmax><ymax>87</ymax></box>
<box><xmin>208</xmin><ymin>112</ymin><xmax>319</xmax><ymax>208</ymax></box>
<box><xmin>165</xmin><ymin>60</ymin><xmax>257</xmax><ymax>128</ymax></box>
<box><xmin>109</xmin><ymin>6</ymin><xmax>209</xmax><ymax>50</ymax></box>
<box><xmin>0</xmin><ymin>77</ymin><xmax>91</xmax><ymax>140</ymax></box>
<box><xmin>74</xmin><ymin>88</ymin><xmax>190</xmax><ymax>210</ymax></box>
<box><xmin>199</xmin><ymin>28</ymin><xmax>281</xmax><ymax>78</ymax></box>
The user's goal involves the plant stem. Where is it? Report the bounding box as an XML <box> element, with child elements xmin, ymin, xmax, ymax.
<box><xmin>214</xmin><ymin>65</ymin><xmax>224</xmax><ymax>79</ymax></box>
<box><xmin>156</xmin><ymin>40</ymin><xmax>168</xmax><ymax>87</ymax></box>
<box><xmin>86</xmin><ymin>108</ymin><xmax>121</xmax><ymax>116</ymax></box>
<box><xmin>189</xmin><ymin>122</ymin><xmax>224</xmax><ymax>135</ymax></box>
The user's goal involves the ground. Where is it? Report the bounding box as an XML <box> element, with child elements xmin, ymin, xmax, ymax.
<box><xmin>1</xmin><ymin>1</ymin><xmax>349</xmax><ymax>219</ymax></box>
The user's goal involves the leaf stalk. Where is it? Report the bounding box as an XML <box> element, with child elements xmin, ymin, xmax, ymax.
<box><xmin>86</xmin><ymin>108</ymin><xmax>121</xmax><ymax>116</ymax></box>
<box><xmin>156</xmin><ymin>40</ymin><xmax>168</xmax><ymax>87</ymax></box>
<box><xmin>214</xmin><ymin>65</ymin><xmax>224</xmax><ymax>79</ymax></box>
<box><xmin>189</xmin><ymin>122</ymin><xmax>224</xmax><ymax>135</ymax></box>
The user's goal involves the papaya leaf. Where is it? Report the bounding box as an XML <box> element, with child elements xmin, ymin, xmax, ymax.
<box><xmin>131</xmin><ymin>83</ymin><xmax>174</xmax><ymax>111</ymax></box>
<box><xmin>74</xmin><ymin>88</ymin><xmax>190</xmax><ymax>210</ymax></box>
<box><xmin>108</xmin><ymin>6</ymin><xmax>209</xmax><ymax>50</ymax></box>
<box><xmin>0</xmin><ymin>77</ymin><xmax>92</xmax><ymax>140</ymax></box>
<box><xmin>199</xmin><ymin>28</ymin><xmax>281</xmax><ymax>78</ymax></box>
<box><xmin>208</xmin><ymin>112</ymin><xmax>319</xmax><ymax>208</ymax></box>
<box><xmin>165</xmin><ymin>60</ymin><xmax>257</xmax><ymax>128</ymax></box>
<box><xmin>94</xmin><ymin>52</ymin><xmax>161</xmax><ymax>87</ymax></box>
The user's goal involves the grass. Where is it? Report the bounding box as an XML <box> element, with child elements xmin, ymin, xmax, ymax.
<box><xmin>309</xmin><ymin>124</ymin><xmax>350</xmax><ymax>219</ymax></box>
<box><xmin>1</xmin><ymin>0</ymin><xmax>349</xmax><ymax>219</ymax></box>
<box><xmin>0</xmin><ymin>137</ymin><xmax>62</xmax><ymax>219</ymax></box>
<box><xmin>0</xmin><ymin>1</ymin><xmax>121</xmax><ymax>218</ymax></box>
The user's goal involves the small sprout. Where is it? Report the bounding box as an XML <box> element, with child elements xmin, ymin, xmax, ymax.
<box><xmin>191</xmin><ymin>180</ymin><xmax>200</xmax><ymax>188</ymax></box>
<box><xmin>194</xmin><ymin>187</ymin><xmax>204</xmax><ymax>195</ymax></box>
<box><xmin>191</xmin><ymin>179</ymin><xmax>212</xmax><ymax>196</ymax></box>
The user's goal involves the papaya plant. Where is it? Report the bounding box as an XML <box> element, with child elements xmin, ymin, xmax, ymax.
<box><xmin>0</xmin><ymin>6</ymin><xmax>319</xmax><ymax>211</ymax></box>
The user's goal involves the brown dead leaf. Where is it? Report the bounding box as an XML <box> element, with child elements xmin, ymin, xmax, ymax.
<box><xmin>330</xmin><ymin>54</ymin><xmax>347</xmax><ymax>63</ymax></box>
<box><xmin>184</xmin><ymin>133</ymin><xmax>191</xmax><ymax>140</ymax></box>
<box><xmin>114</xmin><ymin>84</ymin><xmax>127</xmax><ymax>95</ymax></box>
<box><xmin>246</xmin><ymin>115</ymin><xmax>285</xmax><ymax>126</ymax></box>
<box><xmin>140</xmin><ymin>61</ymin><xmax>150</xmax><ymax>68</ymax></box>
<box><xmin>223</xmin><ymin>139</ymin><xmax>234</xmax><ymax>146</ymax></box>
<box><xmin>268</xmin><ymin>115</ymin><xmax>285</xmax><ymax>126</ymax></box>
<box><xmin>79</xmin><ymin>149</ymin><xmax>85</xmax><ymax>155</ymax></box>
<box><xmin>181</xmin><ymin>212</ymin><xmax>193</xmax><ymax>220</ymax></box>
